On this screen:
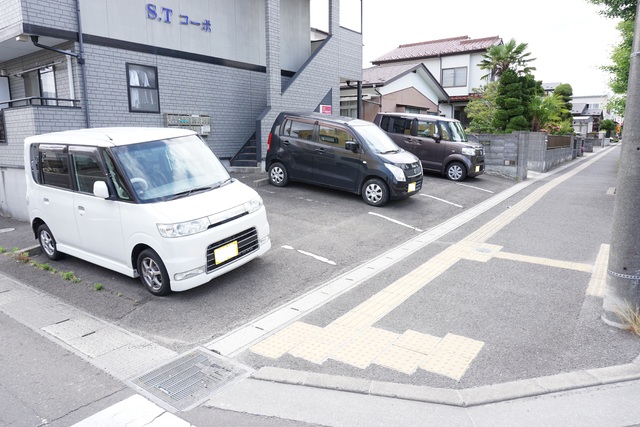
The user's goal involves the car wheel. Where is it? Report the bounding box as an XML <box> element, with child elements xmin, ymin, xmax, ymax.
<box><xmin>37</xmin><ymin>224</ymin><xmax>63</xmax><ymax>260</ymax></box>
<box><xmin>362</xmin><ymin>177</ymin><xmax>389</xmax><ymax>207</ymax></box>
<box><xmin>137</xmin><ymin>249</ymin><xmax>171</xmax><ymax>296</ymax></box>
<box><xmin>445</xmin><ymin>162</ymin><xmax>467</xmax><ymax>181</ymax></box>
<box><xmin>268</xmin><ymin>162</ymin><xmax>289</xmax><ymax>187</ymax></box>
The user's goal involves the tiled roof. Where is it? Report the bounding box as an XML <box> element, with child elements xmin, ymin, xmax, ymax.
<box><xmin>361</xmin><ymin>63</ymin><xmax>418</xmax><ymax>85</ymax></box>
<box><xmin>372</xmin><ymin>35</ymin><xmax>502</xmax><ymax>65</ymax></box>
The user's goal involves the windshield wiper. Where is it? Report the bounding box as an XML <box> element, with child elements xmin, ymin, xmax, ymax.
<box><xmin>167</xmin><ymin>186</ymin><xmax>213</xmax><ymax>200</ymax></box>
<box><xmin>380</xmin><ymin>149</ymin><xmax>400</xmax><ymax>154</ymax></box>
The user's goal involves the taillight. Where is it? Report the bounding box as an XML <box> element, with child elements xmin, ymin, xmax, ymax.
<box><xmin>267</xmin><ymin>132</ymin><xmax>273</xmax><ymax>152</ymax></box>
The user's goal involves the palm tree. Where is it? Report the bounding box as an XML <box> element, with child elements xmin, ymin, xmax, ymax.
<box><xmin>529</xmin><ymin>94</ymin><xmax>569</xmax><ymax>132</ymax></box>
<box><xmin>479</xmin><ymin>38</ymin><xmax>536</xmax><ymax>81</ymax></box>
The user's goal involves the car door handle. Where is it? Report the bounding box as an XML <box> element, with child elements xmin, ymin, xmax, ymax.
<box><xmin>282</xmin><ymin>139</ymin><xmax>291</xmax><ymax>145</ymax></box>
<box><xmin>77</xmin><ymin>206</ymin><xmax>85</xmax><ymax>215</ymax></box>
<box><xmin>315</xmin><ymin>148</ymin><xmax>325</xmax><ymax>154</ymax></box>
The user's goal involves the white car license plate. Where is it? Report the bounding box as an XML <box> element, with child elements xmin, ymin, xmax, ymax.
<box><xmin>214</xmin><ymin>241</ymin><xmax>239</xmax><ymax>264</ymax></box>
<box><xmin>408</xmin><ymin>182</ymin><xmax>416</xmax><ymax>192</ymax></box>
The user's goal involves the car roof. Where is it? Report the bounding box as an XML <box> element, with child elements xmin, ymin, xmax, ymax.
<box><xmin>378</xmin><ymin>112</ymin><xmax>459</xmax><ymax>122</ymax></box>
<box><xmin>24</xmin><ymin>127</ymin><xmax>197</xmax><ymax>147</ymax></box>
<box><xmin>280</xmin><ymin>112</ymin><xmax>372</xmax><ymax>127</ymax></box>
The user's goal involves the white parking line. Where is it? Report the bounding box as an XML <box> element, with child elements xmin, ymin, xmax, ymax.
<box><xmin>420</xmin><ymin>194</ymin><xmax>463</xmax><ymax>208</ymax></box>
<box><xmin>456</xmin><ymin>183</ymin><xmax>495</xmax><ymax>193</ymax></box>
<box><xmin>282</xmin><ymin>245</ymin><xmax>336</xmax><ymax>265</ymax></box>
<box><xmin>368</xmin><ymin>212</ymin><xmax>423</xmax><ymax>232</ymax></box>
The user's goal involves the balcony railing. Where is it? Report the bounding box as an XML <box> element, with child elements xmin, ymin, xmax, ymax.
<box><xmin>1</xmin><ymin>96</ymin><xmax>80</xmax><ymax>108</ymax></box>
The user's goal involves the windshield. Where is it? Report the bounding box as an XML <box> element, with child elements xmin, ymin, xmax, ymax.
<box><xmin>352</xmin><ymin>123</ymin><xmax>402</xmax><ymax>154</ymax></box>
<box><xmin>111</xmin><ymin>134</ymin><xmax>230</xmax><ymax>202</ymax></box>
<box><xmin>439</xmin><ymin>120</ymin><xmax>468</xmax><ymax>142</ymax></box>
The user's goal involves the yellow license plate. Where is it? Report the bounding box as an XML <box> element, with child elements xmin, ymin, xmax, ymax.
<box><xmin>475</xmin><ymin>166</ymin><xmax>481</xmax><ymax>173</ymax></box>
<box><xmin>214</xmin><ymin>241</ymin><xmax>239</xmax><ymax>265</ymax></box>
<box><xmin>408</xmin><ymin>182</ymin><xmax>416</xmax><ymax>192</ymax></box>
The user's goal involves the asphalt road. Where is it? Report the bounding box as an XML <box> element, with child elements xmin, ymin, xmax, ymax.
<box><xmin>0</xmin><ymin>171</ymin><xmax>513</xmax><ymax>352</ymax></box>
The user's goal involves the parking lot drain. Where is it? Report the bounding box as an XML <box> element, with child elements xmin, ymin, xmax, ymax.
<box><xmin>132</xmin><ymin>348</ymin><xmax>251</xmax><ymax>411</ymax></box>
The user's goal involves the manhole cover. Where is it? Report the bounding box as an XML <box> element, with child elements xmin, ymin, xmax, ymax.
<box><xmin>131</xmin><ymin>347</ymin><xmax>251</xmax><ymax>411</ymax></box>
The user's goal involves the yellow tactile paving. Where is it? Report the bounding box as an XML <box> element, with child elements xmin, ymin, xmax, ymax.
<box><xmin>287</xmin><ymin>323</ymin><xmax>358</xmax><ymax>364</ymax></box>
<box><xmin>434</xmin><ymin>333</ymin><xmax>485</xmax><ymax>361</ymax></box>
<box><xmin>394</xmin><ymin>330</ymin><xmax>441</xmax><ymax>354</ymax></box>
<box><xmin>250</xmin><ymin>321</ymin><xmax>321</xmax><ymax>358</ymax></box>
<box><xmin>247</xmin><ymin>155</ymin><xmax>608</xmax><ymax>380</ymax></box>
<box><xmin>587</xmin><ymin>244</ymin><xmax>610</xmax><ymax>297</ymax></box>
<box><xmin>420</xmin><ymin>352</ymin><xmax>476</xmax><ymax>381</ymax></box>
<box><xmin>419</xmin><ymin>333</ymin><xmax>485</xmax><ymax>380</ymax></box>
<box><xmin>330</xmin><ymin>327</ymin><xmax>398</xmax><ymax>369</ymax></box>
<box><xmin>493</xmin><ymin>251</ymin><xmax>593</xmax><ymax>272</ymax></box>
<box><xmin>373</xmin><ymin>345</ymin><xmax>427</xmax><ymax>375</ymax></box>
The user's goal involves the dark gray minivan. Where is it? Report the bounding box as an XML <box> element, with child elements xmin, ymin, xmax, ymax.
<box><xmin>266</xmin><ymin>112</ymin><xmax>423</xmax><ymax>207</ymax></box>
<box><xmin>374</xmin><ymin>112</ymin><xmax>485</xmax><ymax>181</ymax></box>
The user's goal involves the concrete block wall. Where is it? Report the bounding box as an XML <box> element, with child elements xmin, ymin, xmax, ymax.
<box><xmin>477</xmin><ymin>133</ymin><xmax>520</xmax><ymax>178</ymax></box>
<box><xmin>477</xmin><ymin>131</ymin><xmax>577</xmax><ymax>179</ymax></box>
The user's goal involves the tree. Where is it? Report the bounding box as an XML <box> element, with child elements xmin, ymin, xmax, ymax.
<box><xmin>466</xmin><ymin>82</ymin><xmax>499</xmax><ymax>134</ymax></box>
<box><xmin>494</xmin><ymin>69</ymin><xmax>529</xmax><ymax>132</ymax></box>
<box><xmin>602</xmin><ymin>20</ymin><xmax>634</xmax><ymax>115</ymax></box>
<box><xmin>478</xmin><ymin>38</ymin><xmax>537</xmax><ymax>81</ymax></box>
<box><xmin>530</xmin><ymin>94</ymin><xmax>571</xmax><ymax>133</ymax></box>
<box><xmin>600</xmin><ymin>118</ymin><xmax>617</xmax><ymax>137</ymax></box>
<box><xmin>586</xmin><ymin>0</ymin><xmax>636</xmax><ymax>20</ymax></box>
<box><xmin>587</xmin><ymin>0</ymin><xmax>636</xmax><ymax>116</ymax></box>
<box><xmin>553</xmin><ymin>83</ymin><xmax>574</xmax><ymax>120</ymax></box>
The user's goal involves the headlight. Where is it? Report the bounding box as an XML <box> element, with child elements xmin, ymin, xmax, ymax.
<box><xmin>157</xmin><ymin>217</ymin><xmax>211</xmax><ymax>238</ymax></box>
<box><xmin>462</xmin><ymin>147</ymin><xmax>476</xmax><ymax>156</ymax></box>
<box><xmin>385</xmin><ymin>164</ymin><xmax>406</xmax><ymax>182</ymax></box>
<box><xmin>243</xmin><ymin>197</ymin><xmax>263</xmax><ymax>214</ymax></box>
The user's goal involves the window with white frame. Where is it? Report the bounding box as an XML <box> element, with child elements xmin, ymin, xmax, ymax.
<box><xmin>126</xmin><ymin>63</ymin><xmax>159</xmax><ymax>113</ymax></box>
<box><xmin>442</xmin><ymin>67</ymin><xmax>467</xmax><ymax>88</ymax></box>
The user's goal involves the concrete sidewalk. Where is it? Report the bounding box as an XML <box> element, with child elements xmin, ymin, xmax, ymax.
<box><xmin>1</xmin><ymin>145</ymin><xmax>639</xmax><ymax>426</ymax></box>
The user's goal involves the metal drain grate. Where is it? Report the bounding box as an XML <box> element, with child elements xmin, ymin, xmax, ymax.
<box><xmin>131</xmin><ymin>348</ymin><xmax>251</xmax><ymax>411</ymax></box>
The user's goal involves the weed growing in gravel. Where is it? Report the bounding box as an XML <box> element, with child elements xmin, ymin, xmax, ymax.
<box><xmin>616</xmin><ymin>303</ymin><xmax>640</xmax><ymax>337</ymax></box>
<box><xmin>94</xmin><ymin>283</ymin><xmax>104</xmax><ymax>291</ymax></box>
<box><xmin>0</xmin><ymin>247</ymin><xmax>6</xmax><ymax>253</ymax></box>
<box><xmin>14</xmin><ymin>251</ymin><xmax>30</xmax><ymax>263</ymax></box>
<box><xmin>61</xmin><ymin>271</ymin><xmax>81</xmax><ymax>283</ymax></box>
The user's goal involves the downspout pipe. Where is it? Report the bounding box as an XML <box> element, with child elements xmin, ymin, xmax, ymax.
<box><xmin>29</xmin><ymin>0</ymin><xmax>91</xmax><ymax>128</ymax></box>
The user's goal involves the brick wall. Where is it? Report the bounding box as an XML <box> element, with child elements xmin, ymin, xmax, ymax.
<box><xmin>0</xmin><ymin>0</ymin><xmax>23</xmax><ymax>40</ymax></box>
<box><xmin>22</xmin><ymin>0</ymin><xmax>77</xmax><ymax>32</ymax></box>
<box><xmin>82</xmin><ymin>44</ymin><xmax>267</xmax><ymax>158</ymax></box>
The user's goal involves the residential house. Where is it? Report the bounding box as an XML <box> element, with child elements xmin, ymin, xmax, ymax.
<box><xmin>570</xmin><ymin>95</ymin><xmax>619</xmax><ymax>135</ymax></box>
<box><xmin>363</xmin><ymin>35</ymin><xmax>503</xmax><ymax>126</ymax></box>
<box><xmin>340</xmin><ymin>63</ymin><xmax>450</xmax><ymax>122</ymax></box>
<box><xmin>0</xmin><ymin>0</ymin><xmax>362</xmax><ymax>219</ymax></box>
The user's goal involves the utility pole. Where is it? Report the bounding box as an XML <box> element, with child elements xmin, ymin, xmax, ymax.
<box><xmin>603</xmin><ymin>2</ymin><xmax>640</xmax><ymax>328</ymax></box>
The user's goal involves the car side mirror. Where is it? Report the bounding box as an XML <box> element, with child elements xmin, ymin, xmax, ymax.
<box><xmin>93</xmin><ymin>180</ymin><xmax>110</xmax><ymax>199</ymax></box>
<box><xmin>345</xmin><ymin>140</ymin><xmax>359</xmax><ymax>152</ymax></box>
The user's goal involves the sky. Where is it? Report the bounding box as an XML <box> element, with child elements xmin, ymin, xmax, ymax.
<box><xmin>313</xmin><ymin>0</ymin><xmax>624</xmax><ymax>97</ymax></box>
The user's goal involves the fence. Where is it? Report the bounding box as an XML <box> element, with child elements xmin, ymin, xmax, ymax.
<box><xmin>474</xmin><ymin>132</ymin><xmax>592</xmax><ymax>180</ymax></box>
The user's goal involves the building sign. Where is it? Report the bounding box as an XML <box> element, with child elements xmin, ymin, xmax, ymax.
<box><xmin>146</xmin><ymin>4</ymin><xmax>211</xmax><ymax>32</ymax></box>
<box><xmin>320</xmin><ymin>105</ymin><xmax>332</xmax><ymax>115</ymax></box>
